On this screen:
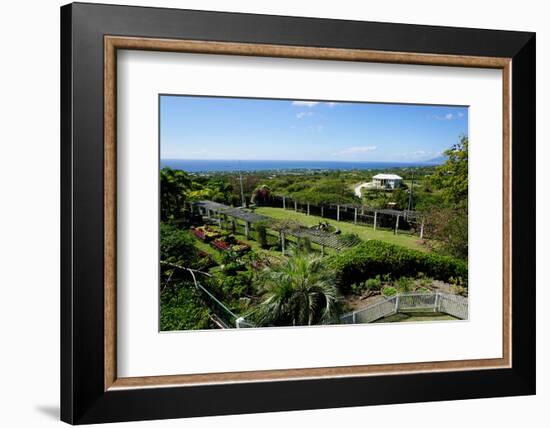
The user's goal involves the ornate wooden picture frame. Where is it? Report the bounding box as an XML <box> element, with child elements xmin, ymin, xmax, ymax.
<box><xmin>61</xmin><ymin>2</ymin><xmax>535</xmax><ymax>424</ymax></box>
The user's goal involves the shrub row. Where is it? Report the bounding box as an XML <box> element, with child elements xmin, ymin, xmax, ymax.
<box><xmin>329</xmin><ymin>240</ymin><xmax>467</xmax><ymax>291</ymax></box>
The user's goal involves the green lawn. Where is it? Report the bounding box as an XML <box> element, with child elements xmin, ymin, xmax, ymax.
<box><xmin>255</xmin><ymin>207</ymin><xmax>426</xmax><ymax>251</ymax></box>
<box><xmin>374</xmin><ymin>311</ymin><xmax>457</xmax><ymax>323</ymax></box>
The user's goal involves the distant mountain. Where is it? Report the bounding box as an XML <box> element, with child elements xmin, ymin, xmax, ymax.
<box><xmin>423</xmin><ymin>155</ymin><xmax>446</xmax><ymax>165</ymax></box>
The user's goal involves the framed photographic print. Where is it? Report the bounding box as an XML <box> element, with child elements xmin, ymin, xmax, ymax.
<box><xmin>60</xmin><ymin>2</ymin><xmax>536</xmax><ymax>424</ymax></box>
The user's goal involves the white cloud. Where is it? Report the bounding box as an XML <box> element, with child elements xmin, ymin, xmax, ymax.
<box><xmin>429</xmin><ymin>111</ymin><xmax>465</xmax><ymax>121</ymax></box>
<box><xmin>291</xmin><ymin>101</ymin><xmax>319</xmax><ymax>107</ymax></box>
<box><xmin>394</xmin><ymin>150</ymin><xmax>441</xmax><ymax>161</ymax></box>
<box><xmin>327</xmin><ymin>102</ymin><xmax>339</xmax><ymax>108</ymax></box>
<box><xmin>335</xmin><ymin>145</ymin><xmax>377</xmax><ymax>155</ymax></box>
<box><xmin>296</xmin><ymin>111</ymin><xmax>313</xmax><ymax>119</ymax></box>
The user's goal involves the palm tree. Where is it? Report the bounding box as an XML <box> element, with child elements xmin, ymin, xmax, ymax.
<box><xmin>160</xmin><ymin>167</ymin><xmax>192</xmax><ymax>221</ymax></box>
<box><xmin>251</xmin><ymin>184</ymin><xmax>271</xmax><ymax>204</ymax></box>
<box><xmin>254</xmin><ymin>250</ymin><xmax>341</xmax><ymax>326</ymax></box>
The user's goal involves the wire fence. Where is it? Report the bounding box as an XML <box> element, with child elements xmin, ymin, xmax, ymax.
<box><xmin>340</xmin><ymin>292</ymin><xmax>468</xmax><ymax>324</ymax></box>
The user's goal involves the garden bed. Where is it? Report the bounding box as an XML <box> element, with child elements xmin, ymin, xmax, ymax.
<box><xmin>210</xmin><ymin>235</ymin><xmax>251</xmax><ymax>254</ymax></box>
<box><xmin>191</xmin><ymin>225</ymin><xmax>221</xmax><ymax>242</ymax></box>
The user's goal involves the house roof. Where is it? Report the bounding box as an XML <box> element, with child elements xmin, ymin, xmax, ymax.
<box><xmin>373</xmin><ymin>173</ymin><xmax>403</xmax><ymax>180</ymax></box>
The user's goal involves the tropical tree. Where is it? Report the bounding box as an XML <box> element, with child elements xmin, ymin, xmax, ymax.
<box><xmin>251</xmin><ymin>184</ymin><xmax>272</xmax><ymax>204</ymax></box>
<box><xmin>424</xmin><ymin>205</ymin><xmax>468</xmax><ymax>260</ymax></box>
<box><xmin>253</xmin><ymin>250</ymin><xmax>341</xmax><ymax>326</ymax></box>
<box><xmin>425</xmin><ymin>136</ymin><xmax>469</xmax><ymax>260</ymax></box>
<box><xmin>431</xmin><ymin>135</ymin><xmax>468</xmax><ymax>206</ymax></box>
<box><xmin>160</xmin><ymin>167</ymin><xmax>192</xmax><ymax>221</ymax></box>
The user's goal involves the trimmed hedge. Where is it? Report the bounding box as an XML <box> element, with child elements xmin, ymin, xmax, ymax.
<box><xmin>329</xmin><ymin>240</ymin><xmax>467</xmax><ymax>290</ymax></box>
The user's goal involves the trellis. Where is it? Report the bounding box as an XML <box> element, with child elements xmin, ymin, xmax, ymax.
<box><xmin>194</xmin><ymin>200</ymin><xmax>359</xmax><ymax>252</ymax></box>
<box><xmin>194</xmin><ymin>200</ymin><xmax>271</xmax><ymax>238</ymax></box>
<box><xmin>281</xmin><ymin>226</ymin><xmax>357</xmax><ymax>254</ymax></box>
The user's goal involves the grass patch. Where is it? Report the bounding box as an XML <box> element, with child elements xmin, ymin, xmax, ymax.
<box><xmin>185</xmin><ymin>230</ymin><xmax>224</xmax><ymax>263</ymax></box>
<box><xmin>374</xmin><ymin>311</ymin><xmax>458</xmax><ymax>323</ymax></box>
<box><xmin>255</xmin><ymin>207</ymin><xmax>426</xmax><ymax>251</ymax></box>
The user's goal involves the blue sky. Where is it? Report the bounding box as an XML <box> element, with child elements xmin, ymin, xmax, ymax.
<box><xmin>160</xmin><ymin>95</ymin><xmax>468</xmax><ymax>162</ymax></box>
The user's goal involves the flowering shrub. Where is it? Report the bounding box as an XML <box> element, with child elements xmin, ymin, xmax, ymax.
<box><xmin>191</xmin><ymin>226</ymin><xmax>220</xmax><ymax>242</ymax></box>
<box><xmin>210</xmin><ymin>235</ymin><xmax>250</xmax><ymax>253</ymax></box>
<box><xmin>211</xmin><ymin>239</ymin><xmax>232</xmax><ymax>251</ymax></box>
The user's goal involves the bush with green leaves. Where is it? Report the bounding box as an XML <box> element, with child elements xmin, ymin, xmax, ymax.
<box><xmin>160</xmin><ymin>282</ymin><xmax>211</xmax><ymax>331</ymax></box>
<box><xmin>395</xmin><ymin>276</ymin><xmax>414</xmax><ymax>293</ymax></box>
<box><xmin>255</xmin><ymin>223</ymin><xmax>269</xmax><ymax>248</ymax></box>
<box><xmin>329</xmin><ymin>240</ymin><xmax>467</xmax><ymax>292</ymax></box>
<box><xmin>160</xmin><ymin>222</ymin><xmax>198</xmax><ymax>267</ymax></box>
<box><xmin>218</xmin><ymin>271</ymin><xmax>252</xmax><ymax>299</ymax></box>
<box><xmin>365</xmin><ymin>275</ymin><xmax>382</xmax><ymax>291</ymax></box>
<box><xmin>382</xmin><ymin>286</ymin><xmax>397</xmax><ymax>297</ymax></box>
<box><xmin>339</xmin><ymin>233</ymin><xmax>362</xmax><ymax>246</ymax></box>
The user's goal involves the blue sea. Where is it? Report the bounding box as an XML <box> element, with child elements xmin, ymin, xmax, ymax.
<box><xmin>160</xmin><ymin>159</ymin><xmax>437</xmax><ymax>173</ymax></box>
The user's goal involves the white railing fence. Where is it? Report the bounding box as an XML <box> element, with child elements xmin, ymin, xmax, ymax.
<box><xmin>340</xmin><ymin>292</ymin><xmax>468</xmax><ymax>324</ymax></box>
<box><xmin>235</xmin><ymin>292</ymin><xmax>467</xmax><ymax>328</ymax></box>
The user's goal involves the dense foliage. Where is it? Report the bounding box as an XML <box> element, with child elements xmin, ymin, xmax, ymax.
<box><xmin>424</xmin><ymin>136</ymin><xmax>469</xmax><ymax>259</ymax></box>
<box><xmin>431</xmin><ymin>135</ymin><xmax>468</xmax><ymax>206</ymax></box>
<box><xmin>160</xmin><ymin>222</ymin><xmax>198</xmax><ymax>266</ymax></box>
<box><xmin>330</xmin><ymin>240</ymin><xmax>467</xmax><ymax>292</ymax></box>
<box><xmin>424</xmin><ymin>205</ymin><xmax>468</xmax><ymax>259</ymax></box>
<box><xmin>160</xmin><ymin>283</ymin><xmax>212</xmax><ymax>331</ymax></box>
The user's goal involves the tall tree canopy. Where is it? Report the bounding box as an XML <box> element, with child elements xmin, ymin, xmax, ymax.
<box><xmin>426</xmin><ymin>136</ymin><xmax>469</xmax><ymax>260</ymax></box>
<box><xmin>431</xmin><ymin>135</ymin><xmax>468</xmax><ymax>206</ymax></box>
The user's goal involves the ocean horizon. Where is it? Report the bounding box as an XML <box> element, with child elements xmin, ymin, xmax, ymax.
<box><xmin>160</xmin><ymin>159</ymin><xmax>439</xmax><ymax>173</ymax></box>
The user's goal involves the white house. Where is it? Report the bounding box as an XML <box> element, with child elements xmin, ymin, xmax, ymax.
<box><xmin>372</xmin><ymin>173</ymin><xmax>403</xmax><ymax>189</ymax></box>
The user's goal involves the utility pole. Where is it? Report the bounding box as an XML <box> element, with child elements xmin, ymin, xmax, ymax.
<box><xmin>407</xmin><ymin>170</ymin><xmax>415</xmax><ymax>214</ymax></box>
<box><xmin>239</xmin><ymin>170</ymin><xmax>245</xmax><ymax>207</ymax></box>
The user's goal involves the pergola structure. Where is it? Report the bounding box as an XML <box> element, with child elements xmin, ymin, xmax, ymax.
<box><xmin>194</xmin><ymin>200</ymin><xmax>270</xmax><ymax>238</ymax></box>
<box><xmin>281</xmin><ymin>226</ymin><xmax>356</xmax><ymax>255</ymax></box>
<box><xmin>193</xmin><ymin>200</ymin><xmax>358</xmax><ymax>252</ymax></box>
